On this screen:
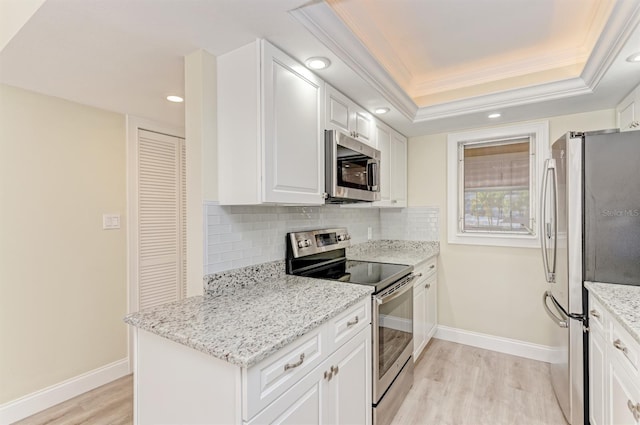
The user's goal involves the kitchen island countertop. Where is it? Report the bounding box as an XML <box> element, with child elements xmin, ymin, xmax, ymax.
<box><xmin>585</xmin><ymin>281</ymin><xmax>640</xmax><ymax>345</ymax></box>
<box><xmin>125</xmin><ymin>264</ymin><xmax>372</xmax><ymax>368</ymax></box>
<box><xmin>347</xmin><ymin>240</ymin><xmax>439</xmax><ymax>266</ymax></box>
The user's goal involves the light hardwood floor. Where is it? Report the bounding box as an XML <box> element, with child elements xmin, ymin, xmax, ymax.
<box><xmin>14</xmin><ymin>340</ymin><xmax>567</xmax><ymax>425</ymax></box>
<box><xmin>391</xmin><ymin>339</ymin><xmax>568</xmax><ymax>425</ymax></box>
<box><xmin>14</xmin><ymin>375</ymin><xmax>133</xmax><ymax>425</ymax></box>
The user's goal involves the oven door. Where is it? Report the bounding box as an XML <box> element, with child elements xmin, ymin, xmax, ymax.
<box><xmin>372</xmin><ymin>273</ymin><xmax>415</xmax><ymax>403</ymax></box>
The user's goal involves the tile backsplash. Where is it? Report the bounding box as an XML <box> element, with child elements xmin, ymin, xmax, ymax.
<box><xmin>205</xmin><ymin>203</ymin><xmax>439</xmax><ymax>275</ymax></box>
<box><xmin>380</xmin><ymin>207</ymin><xmax>439</xmax><ymax>241</ymax></box>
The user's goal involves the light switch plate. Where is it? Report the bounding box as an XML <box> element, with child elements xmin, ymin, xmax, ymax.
<box><xmin>103</xmin><ymin>214</ymin><xmax>121</xmax><ymax>230</ymax></box>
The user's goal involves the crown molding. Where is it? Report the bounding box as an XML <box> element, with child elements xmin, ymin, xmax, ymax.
<box><xmin>289</xmin><ymin>2</ymin><xmax>418</xmax><ymax>120</ymax></box>
<box><xmin>413</xmin><ymin>77</ymin><xmax>591</xmax><ymax>122</ymax></box>
<box><xmin>292</xmin><ymin>0</ymin><xmax>640</xmax><ymax>123</ymax></box>
<box><xmin>581</xmin><ymin>0</ymin><xmax>640</xmax><ymax>88</ymax></box>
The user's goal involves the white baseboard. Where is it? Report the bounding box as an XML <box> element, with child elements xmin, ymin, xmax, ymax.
<box><xmin>435</xmin><ymin>325</ymin><xmax>560</xmax><ymax>363</ymax></box>
<box><xmin>0</xmin><ymin>358</ymin><xmax>129</xmax><ymax>424</ymax></box>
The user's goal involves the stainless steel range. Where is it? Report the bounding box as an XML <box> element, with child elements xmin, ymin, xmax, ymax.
<box><xmin>286</xmin><ymin>228</ymin><xmax>416</xmax><ymax>425</ymax></box>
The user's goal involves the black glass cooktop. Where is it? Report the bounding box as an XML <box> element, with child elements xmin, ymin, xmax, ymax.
<box><xmin>299</xmin><ymin>259</ymin><xmax>412</xmax><ymax>293</ymax></box>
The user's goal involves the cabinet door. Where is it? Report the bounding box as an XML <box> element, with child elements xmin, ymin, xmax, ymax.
<box><xmin>390</xmin><ymin>131</ymin><xmax>408</xmax><ymax>207</ymax></box>
<box><xmin>262</xmin><ymin>41</ymin><xmax>325</xmax><ymax>204</ymax></box>
<box><xmin>590</xmin><ymin>330</ymin><xmax>607</xmax><ymax>425</ymax></box>
<box><xmin>353</xmin><ymin>108</ymin><xmax>375</xmax><ymax>147</ymax></box>
<box><xmin>609</xmin><ymin>359</ymin><xmax>640</xmax><ymax>425</ymax></box>
<box><xmin>326</xmin><ymin>327</ymin><xmax>372</xmax><ymax>425</ymax></box>
<box><xmin>413</xmin><ymin>280</ymin><xmax>427</xmax><ymax>360</ymax></box>
<box><xmin>375</xmin><ymin>122</ymin><xmax>392</xmax><ymax>203</ymax></box>
<box><xmin>326</xmin><ymin>85</ymin><xmax>351</xmax><ymax>135</ymax></box>
<box><xmin>246</xmin><ymin>379</ymin><xmax>323</xmax><ymax>425</ymax></box>
<box><xmin>424</xmin><ymin>273</ymin><xmax>437</xmax><ymax>342</ymax></box>
<box><xmin>617</xmin><ymin>86</ymin><xmax>640</xmax><ymax>132</ymax></box>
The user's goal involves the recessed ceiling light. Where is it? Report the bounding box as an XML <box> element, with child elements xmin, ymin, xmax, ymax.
<box><xmin>374</xmin><ymin>107</ymin><xmax>390</xmax><ymax>114</ymax></box>
<box><xmin>626</xmin><ymin>52</ymin><xmax>640</xmax><ymax>63</ymax></box>
<box><xmin>488</xmin><ymin>113</ymin><xmax>501</xmax><ymax>119</ymax></box>
<box><xmin>305</xmin><ymin>57</ymin><xmax>331</xmax><ymax>70</ymax></box>
<box><xmin>166</xmin><ymin>95</ymin><xmax>184</xmax><ymax>103</ymax></box>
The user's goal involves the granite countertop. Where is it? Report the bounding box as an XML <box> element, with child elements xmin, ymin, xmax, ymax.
<box><xmin>124</xmin><ymin>266</ymin><xmax>372</xmax><ymax>368</ymax></box>
<box><xmin>347</xmin><ymin>240</ymin><xmax>439</xmax><ymax>266</ymax></box>
<box><xmin>585</xmin><ymin>282</ymin><xmax>640</xmax><ymax>345</ymax></box>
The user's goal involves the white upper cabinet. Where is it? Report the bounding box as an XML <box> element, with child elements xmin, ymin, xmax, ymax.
<box><xmin>325</xmin><ymin>84</ymin><xmax>375</xmax><ymax>147</ymax></box>
<box><xmin>218</xmin><ymin>39</ymin><xmax>325</xmax><ymax>205</ymax></box>
<box><xmin>617</xmin><ymin>84</ymin><xmax>640</xmax><ymax>132</ymax></box>
<box><xmin>374</xmin><ymin>120</ymin><xmax>407</xmax><ymax>208</ymax></box>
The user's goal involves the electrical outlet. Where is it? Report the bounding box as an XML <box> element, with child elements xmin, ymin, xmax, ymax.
<box><xmin>103</xmin><ymin>214</ymin><xmax>121</xmax><ymax>230</ymax></box>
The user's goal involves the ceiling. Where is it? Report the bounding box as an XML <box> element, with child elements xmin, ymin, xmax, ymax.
<box><xmin>2</xmin><ymin>0</ymin><xmax>640</xmax><ymax>137</ymax></box>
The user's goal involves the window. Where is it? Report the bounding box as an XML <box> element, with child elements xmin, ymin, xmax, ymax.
<box><xmin>447</xmin><ymin>122</ymin><xmax>548</xmax><ymax>248</ymax></box>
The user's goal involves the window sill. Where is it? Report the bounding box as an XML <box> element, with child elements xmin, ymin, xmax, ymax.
<box><xmin>448</xmin><ymin>231</ymin><xmax>540</xmax><ymax>248</ymax></box>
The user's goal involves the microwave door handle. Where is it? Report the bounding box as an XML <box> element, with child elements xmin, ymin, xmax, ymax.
<box><xmin>367</xmin><ymin>161</ymin><xmax>379</xmax><ymax>191</ymax></box>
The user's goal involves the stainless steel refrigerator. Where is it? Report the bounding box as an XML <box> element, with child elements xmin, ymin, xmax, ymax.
<box><xmin>540</xmin><ymin>129</ymin><xmax>640</xmax><ymax>425</ymax></box>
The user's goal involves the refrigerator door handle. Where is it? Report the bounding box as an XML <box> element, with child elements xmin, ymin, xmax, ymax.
<box><xmin>543</xmin><ymin>291</ymin><xmax>568</xmax><ymax>328</ymax></box>
<box><xmin>540</xmin><ymin>159</ymin><xmax>558</xmax><ymax>283</ymax></box>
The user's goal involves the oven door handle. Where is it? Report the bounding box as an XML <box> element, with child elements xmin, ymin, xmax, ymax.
<box><xmin>374</xmin><ymin>274</ymin><xmax>416</xmax><ymax>305</ymax></box>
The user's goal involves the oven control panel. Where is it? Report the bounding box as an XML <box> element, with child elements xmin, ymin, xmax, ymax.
<box><xmin>287</xmin><ymin>228</ymin><xmax>351</xmax><ymax>258</ymax></box>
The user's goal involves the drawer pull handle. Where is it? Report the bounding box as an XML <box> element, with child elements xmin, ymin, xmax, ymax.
<box><xmin>628</xmin><ymin>400</ymin><xmax>640</xmax><ymax>421</ymax></box>
<box><xmin>590</xmin><ymin>309</ymin><xmax>600</xmax><ymax>319</ymax></box>
<box><xmin>613</xmin><ymin>339</ymin><xmax>628</xmax><ymax>354</ymax></box>
<box><xmin>415</xmin><ymin>273</ymin><xmax>423</xmax><ymax>278</ymax></box>
<box><xmin>284</xmin><ymin>353</ymin><xmax>305</xmax><ymax>371</ymax></box>
<box><xmin>425</xmin><ymin>283</ymin><xmax>431</xmax><ymax>289</ymax></box>
<box><xmin>324</xmin><ymin>370</ymin><xmax>333</xmax><ymax>381</ymax></box>
<box><xmin>347</xmin><ymin>317</ymin><xmax>359</xmax><ymax>327</ymax></box>
<box><xmin>429</xmin><ymin>265</ymin><xmax>435</xmax><ymax>269</ymax></box>
<box><xmin>331</xmin><ymin>365</ymin><xmax>339</xmax><ymax>375</ymax></box>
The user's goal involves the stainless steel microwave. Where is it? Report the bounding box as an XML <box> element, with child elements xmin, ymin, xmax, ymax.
<box><xmin>325</xmin><ymin>130</ymin><xmax>381</xmax><ymax>203</ymax></box>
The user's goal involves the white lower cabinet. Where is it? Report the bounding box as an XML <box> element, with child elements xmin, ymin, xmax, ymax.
<box><xmin>413</xmin><ymin>257</ymin><xmax>437</xmax><ymax>360</ymax></box>
<box><xmin>249</xmin><ymin>327</ymin><xmax>371</xmax><ymax>425</ymax></box>
<box><xmin>588</xmin><ymin>292</ymin><xmax>640</xmax><ymax>425</ymax></box>
<box><xmin>134</xmin><ymin>298</ymin><xmax>372</xmax><ymax>425</ymax></box>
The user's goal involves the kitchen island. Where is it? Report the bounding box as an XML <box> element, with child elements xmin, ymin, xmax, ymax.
<box><xmin>125</xmin><ymin>260</ymin><xmax>373</xmax><ymax>424</ymax></box>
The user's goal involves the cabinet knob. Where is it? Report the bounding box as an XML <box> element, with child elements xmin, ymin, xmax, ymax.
<box><xmin>613</xmin><ymin>339</ymin><xmax>628</xmax><ymax>354</ymax></box>
<box><xmin>324</xmin><ymin>370</ymin><xmax>333</xmax><ymax>381</ymax></box>
<box><xmin>590</xmin><ymin>309</ymin><xmax>600</xmax><ymax>319</ymax></box>
<box><xmin>627</xmin><ymin>400</ymin><xmax>640</xmax><ymax>421</ymax></box>
<box><xmin>425</xmin><ymin>283</ymin><xmax>431</xmax><ymax>289</ymax></box>
<box><xmin>331</xmin><ymin>365</ymin><xmax>339</xmax><ymax>376</ymax></box>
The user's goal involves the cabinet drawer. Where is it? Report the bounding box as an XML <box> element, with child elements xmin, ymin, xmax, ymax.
<box><xmin>415</xmin><ymin>258</ymin><xmax>437</xmax><ymax>280</ymax></box>
<box><xmin>329</xmin><ymin>298</ymin><xmax>371</xmax><ymax>351</ymax></box>
<box><xmin>244</xmin><ymin>328</ymin><xmax>324</xmax><ymax>419</ymax></box>
<box><xmin>588</xmin><ymin>297</ymin><xmax>607</xmax><ymax>335</ymax></box>
<box><xmin>610</xmin><ymin>319</ymin><xmax>640</xmax><ymax>377</ymax></box>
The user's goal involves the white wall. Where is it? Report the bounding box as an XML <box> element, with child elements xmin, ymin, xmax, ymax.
<box><xmin>408</xmin><ymin>109</ymin><xmax>616</xmax><ymax>346</ymax></box>
<box><xmin>0</xmin><ymin>84</ymin><xmax>128</xmax><ymax>404</ymax></box>
<box><xmin>185</xmin><ymin>49</ymin><xmax>217</xmax><ymax>296</ymax></box>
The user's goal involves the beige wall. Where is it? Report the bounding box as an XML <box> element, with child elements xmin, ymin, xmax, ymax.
<box><xmin>0</xmin><ymin>84</ymin><xmax>127</xmax><ymax>403</ymax></box>
<box><xmin>409</xmin><ymin>109</ymin><xmax>616</xmax><ymax>346</ymax></box>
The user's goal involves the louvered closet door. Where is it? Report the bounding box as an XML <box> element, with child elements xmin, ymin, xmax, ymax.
<box><xmin>137</xmin><ymin>129</ymin><xmax>186</xmax><ymax>310</ymax></box>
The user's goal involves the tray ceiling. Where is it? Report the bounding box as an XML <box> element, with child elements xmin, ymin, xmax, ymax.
<box><xmin>326</xmin><ymin>0</ymin><xmax>615</xmax><ymax>106</ymax></box>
